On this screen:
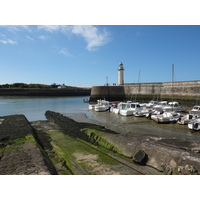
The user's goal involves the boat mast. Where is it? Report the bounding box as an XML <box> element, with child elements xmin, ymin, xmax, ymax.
<box><xmin>135</xmin><ymin>70</ymin><xmax>140</xmax><ymax>102</ymax></box>
<box><xmin>171</xmin><ymin>64</ymin><xmax>175</xmax><ymax>112</ymax></box>
<box><xmin>172</xmin><ymin>64</ymin><xmax>174</xmax><ymax>103</ymax></box>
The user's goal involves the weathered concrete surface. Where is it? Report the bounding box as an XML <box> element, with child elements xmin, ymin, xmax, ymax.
<box><xmin>101</xmin><ymin>133</ymin><xmax>200</xmax><ymax>174</ymax></box>
<box><xmin>0</xmin><ymin>115</ymin><xmax>57</xmax><ymax>175</ymax></box>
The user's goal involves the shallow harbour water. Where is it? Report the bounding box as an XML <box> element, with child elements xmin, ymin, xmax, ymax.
<box><xmin>0</xmin><ymin>96</ymin><xmax>91</xmax><ymax>122</ymax></box>
<box><xmin>1</xmin><ymin>96</ymin><xmax>200</xmax><ymax>142</ymax></box>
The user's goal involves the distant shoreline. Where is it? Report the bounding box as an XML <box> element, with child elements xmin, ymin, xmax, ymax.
<box><xmin>0</xmin><ymin>88</ymin><xmax>91</xmax><ymax>96</ymax></box>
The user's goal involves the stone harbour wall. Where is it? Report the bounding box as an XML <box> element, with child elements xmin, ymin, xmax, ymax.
<box><xmin>90</xmin><ymin>80</ymin><xmax>200</xmax><ymax>103</ymax></box>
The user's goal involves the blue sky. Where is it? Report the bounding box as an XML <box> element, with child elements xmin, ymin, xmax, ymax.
<box><xmin>1</xmin><ymin>25</ymin><xmax>200</xmax><ymax>87</ymax></box>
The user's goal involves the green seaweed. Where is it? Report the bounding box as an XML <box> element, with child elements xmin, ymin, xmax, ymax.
<box><xmin>47</xmin><ymin>130</ymin><xmax>85</xmax><ymax>174</ymax></box>
<box><xmin>0</xmin><ymin>134</ymin><xmax>36</xmax><ymax>147</ymax></box>
<box><xmin>80</xmin><ymin>128</ymin><xmax>120</xmax><ymax>153</ymax></box>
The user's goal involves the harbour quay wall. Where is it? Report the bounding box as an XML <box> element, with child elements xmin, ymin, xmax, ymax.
<box><xmin>0</xmin><ymin>88</ymin><xmax>91</xmax><ymax>96</ymax></box>
<box><xmin>90</xmin><ymin>80</ymin><xmax>200</xmax><ymax>105</ymax></box>
<box><xmin>90</xmin><ymin>85</ymin><xmax>125</xmax><ymax>101</ymax></box>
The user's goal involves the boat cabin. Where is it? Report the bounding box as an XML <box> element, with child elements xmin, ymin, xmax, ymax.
<box><xmin>168</xmin><ymin>102</ymin><xmax>180</xmax><ymax>107</ymax></box>
<box><xmin>191</xmin><ymin>105</ymin><xmax>200</xmax><ymax>111</ymax></box>
<box><xmin>189</xmin><ymin>105</ymin><xmax>200</xmax><ymax>115</ymax></box>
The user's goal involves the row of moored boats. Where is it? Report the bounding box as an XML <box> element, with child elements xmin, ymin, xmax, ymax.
<box><xmin>88</xmin><ymin>100</ymin><xmax>200</xmax><ymax>132</ymax></box>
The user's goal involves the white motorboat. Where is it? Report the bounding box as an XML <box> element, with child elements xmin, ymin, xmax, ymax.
<box><xmin>189</xmin><ymin>105</ymin><xmax>200</xmax><ymax>116</ymax></box>
<box><xmin>110</xmin><ymin>102</ymin><xmax>122</xmax><ymax>114</ymax></box>
<box><xmin>134</xmin><ymin>107</ymin><xmax>150</xmax><ymax>117</ymax></box>
<box><xmin>163</xmin><ymin>102</ymin><xmax>186</xmax><ymax>112</ymax></box>
<box><xmin>153</xmin><ymin>101</ymin><xmax>168</xmax><ymax>110</ymax></box>
<box><xmin>119</xmin><ymin>102</ymin><xmax>132</xmax><ymax>116</ymax></box>
<box><xmin>188</xmin><ymin>117</ymin><xmax>200</xmax><ymax>131</ymax></box>
<box><xmin>146</xmin><ymin>109</ymin><xmax>164</xmax><ymax>120</ymax></box>
<box><xmin>94</xmin><ymin>100</ymin><xmax>112</xmax><ymax>112</ymax></box>
<box><xmin>151</xmin><ymin>112</ymin><xmax>181</xmax><ymax>123</ymax></box>
<box><xmin>88</xmin><ymin>104</ymin><xmax>95</xmax><ymax>110</ymax></box>
<box><xmin>177</xmin><ymin>114</ymin><xmax>193</xmax><ymax>125</ymax></box>
<box><xmin>120</xmin><ymin>102</ymin><xmax>141</xmax><ymax>116</ymax></box>
<box><xmin>146</xmin><ymin>100</ymin><xmax>158</xmax><ymax>108</ymax></box>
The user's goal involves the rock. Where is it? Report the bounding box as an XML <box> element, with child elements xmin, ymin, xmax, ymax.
<box><xmin>133</xmin><ymin>150</ymin><xmax>148</xmax><ymax>165</ymax></box>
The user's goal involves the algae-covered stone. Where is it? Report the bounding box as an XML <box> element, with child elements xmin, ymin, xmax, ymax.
<box><xmin>0</xmin><ymin>114</ymin><xmax>57</xmax><ymax>175</ymax></box>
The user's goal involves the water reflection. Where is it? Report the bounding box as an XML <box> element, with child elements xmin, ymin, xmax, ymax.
<box><xmin>1</xmin><ymin>96</ymin><xmax>200</xmax><ymax>142</ymax></box>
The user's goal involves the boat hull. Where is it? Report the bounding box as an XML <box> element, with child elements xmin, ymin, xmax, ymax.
<box><xmin>95</xmin><ymin>106</ymin><xmax>109</xmax><ymax>112</ymax></box>
<box><xmin>120</xmin><ymin>109</ymin><xmax>133</xmax><ymax>116</ymax></box>
<box><xmin>188</xmin><ymin>119</ymin><xmax>200</xmax><ymax>131</ymax></box>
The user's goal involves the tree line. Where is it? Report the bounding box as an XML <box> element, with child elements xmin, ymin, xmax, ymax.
<box><xmin>0</xmin><ymin>83</ymin><xmax>65</xmax><ymax>89</ymax></box>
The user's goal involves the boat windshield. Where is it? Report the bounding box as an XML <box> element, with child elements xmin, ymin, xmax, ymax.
<box><xmin>122</xmin><ymin>103</ymin><xmax>130</xmax><ymax>109</ymax></box>
<box><xmin>131</xmin><ymin>104</ymin><xmax>140</xmax><ymax>108</ymax></box>
<box><xmin>193</xmin><ymin>107</ymin><xmax>200</xmax><ymax>110</ymax></box>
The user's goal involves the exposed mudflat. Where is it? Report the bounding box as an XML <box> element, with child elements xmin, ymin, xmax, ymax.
<box><xmin>64</xmin><ymin>111</ymin><xmax>200</xmax><ymax>141</ymax></box>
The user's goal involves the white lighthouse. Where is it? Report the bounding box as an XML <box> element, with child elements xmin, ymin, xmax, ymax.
<box><xmin>118</xmin><ymin>62</ymin><xmax>124</xmax><ymax>85</ymax></box>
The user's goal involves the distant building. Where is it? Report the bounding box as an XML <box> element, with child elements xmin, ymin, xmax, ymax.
<box><xmin>57</xmin><ymin>84</ymin><xmax>66</xmax><ymax>89</ymax></box>
<box><xmin>118</xmin><ymin>62</ymin><xmax>124</xmax><ymax>85</ymax></box>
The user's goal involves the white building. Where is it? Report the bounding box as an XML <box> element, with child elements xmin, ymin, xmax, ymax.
<box><xmin>57</xmin><ymin>84</ymin><xmax>66</xmax><ymax>89</ymax></box>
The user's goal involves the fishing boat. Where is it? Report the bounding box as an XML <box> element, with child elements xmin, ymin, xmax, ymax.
<box><xmin>119</xmin><ymin>102</ymin><xmax>132</xmax><ymax>116</ymax></box>
<box><xmin>94</xmin><ymin>100</ymin><xmax>112</xmax><ymax>112</ymax></box>
<box><xmin>120</xmin><ymin>102</ymin><xmax>141</xmax><ymax>116</ymax></box>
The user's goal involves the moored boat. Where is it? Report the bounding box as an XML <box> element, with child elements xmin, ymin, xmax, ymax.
<box><xmin>119</xmin><ymin>102</ymin><xmax>142</xmax><ymax>116</ymax></box>
<box><xmin>151</xmin><ymin>112</ymin><xmax>181</xmax><ymax>124</ymax></box>
<box><xmin>110</xmin><ymin>102</ymin><xmax>121</xmax><ymax>114</ymax></box>
<box><xmin>163</xmin><ymin>102</ymin><xmax>186</xmax><ymax>112</ymax></box>
<box><xmin>189</xmin><ymin>105</ymin><xmax>200</xmax><ymax>116</ymax></box>
<box><xmin>153</xmin><ymin>101</ymin><xmax>168</xmax><ymax>110</ymax></box>
<box><xmin>119</xmin><ymin>102</ymin><xmax>132</xmax><ymax>116</ymax></box>
<box><xmin>146</xmin><ymin>100</ymin><xmax>158</xmax><ymax>108</ymax></box>
<box><xmin>188</xmin><ymin>117</ymin><xmax>200</xmax><ymax>131</ymax></box>
<box><xmin>88</xmin><ymin>104</ymin><xmax>95</xmax><ymax>110</ymax></box>
<box><xmin>146</xmin><ymin>110</ymin><xmax>164</xmax><ymax>120</ymax></box>
<box><xmin>134</xmin><ymin>107</ymin><xmax>150</xmax><ymax>117</ymax></box>
<box><xmin>177</xmin><ymin>114</ymin><xmax>193</xmax><ymax>125</ymax></box>
<box><xmin>94</xmin><ymin>100</ymin><xmax>112</xmax><ymax>112</ymax></box>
